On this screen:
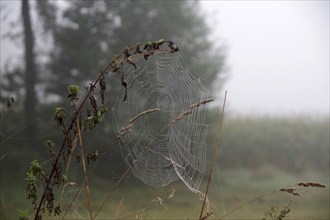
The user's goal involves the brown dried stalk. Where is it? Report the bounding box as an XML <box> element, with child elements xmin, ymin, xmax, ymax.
<box><xmin>92</xmin><ymin>98</ymin><xmax>214</xmax><ymax>220</ymax></box>
<box><xmin>92</xmin><ymin>169</ymin><xmax>130</xmax><ymax>220</ymax></box>
<box><xmin>218</xmin><ymin>181</ymin><xmax>327</xmax><ymax>219</ymax></box>
<box><xmin>279</xmin><ymin>188</ymin><xmax>300</xmax><ymax>196</ymax></box>
<box><xmin>137</xmin><ymin>188</ymin><xmax>176</xmax><ymax>219</ymax></box>
<box><xmin>61</xmin><ymin>108</ymin><xmax>160</xmax><ymax>220</ymax></box>
<box><xmin>114</xmin><ymin>197</ymin><xmax>125</xmax><ymax>218</ymax></box>
<box><xmin>35</xmin><ymin>40</ymin><xmax>177</xmax><ymax>220</ymax></box>
<box><xmin>297</xmin><ymin>182</ymin><xmax>326</xmax><ymax>188</ymax></box>
<box><xmin>118</xmin><ymin>108</ymin><xmax>160</xmax><ymax>137</ymax></box>
<box><xmin>190</xmin><ymin>98</ymin><xmax>214</xmax><ymax>109</ymax></box>
<box><xmin>201</xmin><ymin>212</ymin><xmax>213</xmax><ymax>220</ymax></box>
<box><xmin>76</xmin><ymin>119</ymin><xmax>93</xmax><ymax>219</ymax></box>
<box><xmin>172</xmin><ymin>98</ymin><xmax>214</xmax><ymax>124</ymax></box>
<box><xmin>199</xmin><ymin>92</ymin><xmax>227</xmax><ymax>220</ymax></box>
<box><xmin>169</xmin><ymin>99</ymin><xmax>214</xmax><ymax>126</ymax></box>
<box><xmin>128</xmin><ymin>108</ymin><xmax>160</xmax><ymax>124</ymax></box>
<box><xmin>35</xmin><ymin>68</ymin><xmax>105</xmax><ymax>220</ymax></box>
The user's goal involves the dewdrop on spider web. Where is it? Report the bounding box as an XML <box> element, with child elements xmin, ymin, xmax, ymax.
<box><xmin>112</xmin><ymin>51</ymin><xmax>212</xmax><ymax>194</ymax></box>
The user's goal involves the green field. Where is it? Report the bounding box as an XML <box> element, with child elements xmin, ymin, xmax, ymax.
<box><xmin>1</xmin><ymin>167</ymin><xmax>328</xmax><ymax>219</ymax></box>
<box><xmin>1</xmin><ymin>116</ymin><xmax>329</xmax><ymax>219</ymax></box>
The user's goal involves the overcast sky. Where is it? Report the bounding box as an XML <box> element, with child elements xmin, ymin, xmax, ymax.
<box><xmin>1</xmin><ymin>1</ymin><xmax>329</xmax><ymax>117</ymax></box>
<box><xmin>201</xmin><ymin>1</ymin><xmax>329</xmax><ymax>116</ymax></box>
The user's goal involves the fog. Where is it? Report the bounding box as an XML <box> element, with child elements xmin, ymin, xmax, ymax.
<box><xmin>201</xmin><ymin>1</ymin><xmax>329</xmax><ymax>116</ymax></box>
<box><xmin>0</xmin><ymin>1</ymin><xmax>329</xmax><ymax>219</ymax></box>
<box><xmin>2</xmin><ymin>1</ymin><xmax>329</xmax><ymax>116</ymax></box>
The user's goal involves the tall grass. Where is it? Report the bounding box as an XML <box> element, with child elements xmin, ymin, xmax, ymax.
<box><xmin>206</xmin><ymin>114</ymin><xmax>330</xmax><ymax>173</ymax></box>
<box><xmin>1</xmin><ymin>113</ymin><xmax>328</xmax><ymax>219</ymax></box>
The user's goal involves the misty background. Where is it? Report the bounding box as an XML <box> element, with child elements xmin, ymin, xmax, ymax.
<box><xmin>1</xmin><ymin>1</ymin><xmax>329</xmax><ymax>116</ymax></box>
<box><xmin>201</xmin><ymin>1</ymin><xmax>329</xmax><ymax>116</ymax></box>
<box><xmin>0</xmin><ymin>1</ymin><xmax>329</xmax><ymax>219</ymax></box>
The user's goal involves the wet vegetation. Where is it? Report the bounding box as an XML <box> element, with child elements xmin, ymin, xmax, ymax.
<box><xmin>0</xmin><ymin>1</ymin><xmax>328</xmax><ymax>219</ymax></box>
<box><xmin>1</xmin><ymin>107</ymin><xmax>328</xmax><ymax>219</ymax></box>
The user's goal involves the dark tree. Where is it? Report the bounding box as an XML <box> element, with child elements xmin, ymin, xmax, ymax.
<box><xmin>42</xmin><ymin>0</ymin><xmax>226</xmax><ymax>99</ymax></box>
<box><xmin>31</xmin><ymin>0</ymin><xmax>227</xmax><ymax>178</ymax></box>
<box><xmin>22</xmin><ymin>0</ymin><xmax>37</xmax><ymax>136</ymax></box>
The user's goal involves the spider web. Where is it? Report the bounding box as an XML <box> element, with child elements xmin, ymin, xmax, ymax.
<box><xmin>112</xmin><ymin>52</ymin><xmax>209</xmax><ymax>193</ymax></box>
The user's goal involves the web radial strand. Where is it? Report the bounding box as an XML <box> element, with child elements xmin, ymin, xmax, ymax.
<box><xmin>112</xmin><ymin>52</ymin><xmax>209</xmax><ymax>191</ymax></box>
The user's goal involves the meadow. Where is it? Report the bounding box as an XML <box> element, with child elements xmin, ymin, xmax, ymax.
<box><xmin>2</xmin><ymin>167</ymin><xmax>328</xmax><ymax>219</ymax></box>
<box><xmin>1</xmin><ymin>115</ymin><xmax>329</xmax><ymax>219</ymax></box>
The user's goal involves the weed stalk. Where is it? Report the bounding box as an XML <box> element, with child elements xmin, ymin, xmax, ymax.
<box><xmin>34</xmin><ymin>40</ymin><xmax>178</xmax><ymax>220</ymax></box>
<box><xmin>199</xmin><ymin>91</ymin><xmax>227</xmax><ymax>220</ymax></box>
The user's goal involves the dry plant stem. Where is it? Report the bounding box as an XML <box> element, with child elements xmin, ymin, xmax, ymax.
<box><xmin>92</xmin><ymin>99</ymin><xmax>214</xmax><ymax>220</ymax></box>
<box><xmin>128</xmin><ymin>108</ymin><xmax>160</xmax><ymax>124</ymax></box>
<box><xmin>35</xmin><ymin>71</ymin><xmax>106</xmax><ymax>220</ymax></box>
<box><xmin>114</xmin><ymin>197</ymin><xmax>124</xmax><ymax>218</ymax></box>
<box><xmin>63</xmin><ymin>154</ymin><xmax>130</xmax><ymax>220</ymax></box>
<box><xmin>92</xmin><ymin>168</ymin><xmax>131</xmax><ymax>220</ymax></box>
<box><xmin>65</xmin><ymin>134</ymin><xmax>79</xmax><ymax>174</ymax></box>
<box><xmin>61</xmin><ymin>132</ymin><xmax>125</xmax><ymax>220</ymax></box>
<box><xmin>35</xmin><ymin>42</ymin><xmax>176</xmax><ymax>220</ymax></box>
<box><xmin>201</xmin><ymin>212</ymin><xmax>213</xmax><ymax>220</ymax></box>
<box><xmin>63</xmin><ymin>109</ymin><xmax>159</xmax><ymax>219</ymax></box>
<box><xmin>63</xmin><ymin>134</ymin><xmax>123</xmax><ymax>218</ymax></box>
<box><xmin>218</xmin><ymin>181</ymin><xmax>326</xmax><ymax>219</ymax></box>
<box><xmin>61</xmin><ymin>109</ymin><xmax>160</xmax><ymax>219</ymax></box>
<box><xmin>59</xmin><ymin>134</ymin><xmax>79</xmax><ymax>204</ymax></box>
<box><xmin>219</xmin><ymin>190</ymin><xmax>277</xmax><ymax>219</ymax></box>
<box><xmin>199</xmin><ymin>91</ymin><xmax>227</xmax><ymax>220</ymax></box>
<box><xmin>34</xmin><ymin>41</ymin><xmax>175</xmax><ymax>219</ymax></box>
<box><xmin>139</xmin><ymin>188</ymin><xmax>175</xmax><ymax>219</ymax></box>
<box><xmin>76</xmin><ymin>119</ymin><xmax>93</xmax><ymax>219</ymax></box>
